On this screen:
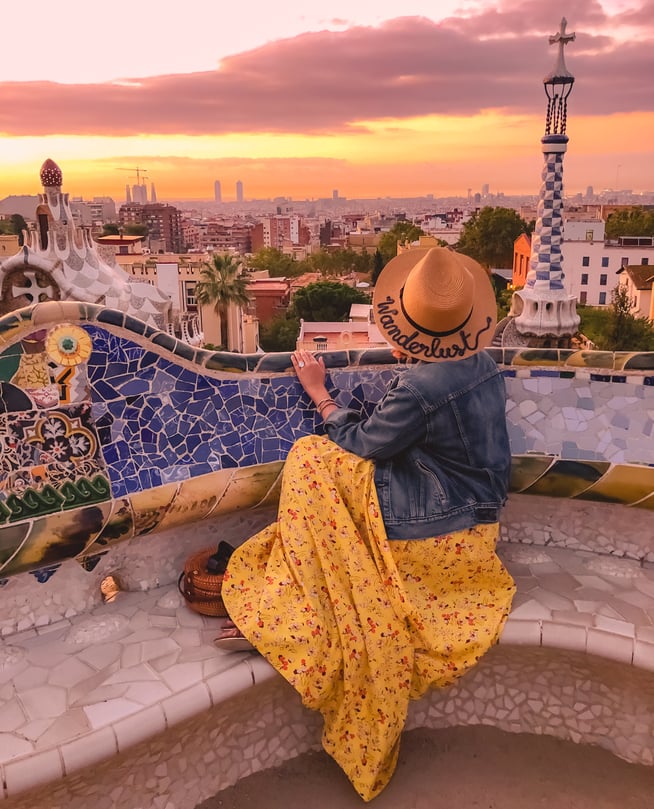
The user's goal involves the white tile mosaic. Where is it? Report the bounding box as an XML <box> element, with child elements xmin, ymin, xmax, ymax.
<box><xmin>59</xmin><ymin>726</ymin><xmax>117</xmax><ymax>774</ymax></box>
<box><xmin>3</xmin><ymin>748</ymin><xmax>63</xmax><ymax>794</ymax></box>
<box><xmin>0</xmin><ymin>530</ymin><xmax>653</xmax><ymax>804</ymax></box>
<box><xmin>112</xmin><ymin>704</ymin><xmax>167</xmax><ymax>751</ymax></box>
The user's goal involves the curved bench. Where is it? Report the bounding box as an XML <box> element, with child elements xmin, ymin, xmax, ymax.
<box><xmin>1</xmin><ymin>529</ymin><xmax>653</xmax><ymax>808</ymax></box>
<box><xmin>1</xmin><ymin>304</ymin><xmax>654</xmax><ymax>806</ymax></box>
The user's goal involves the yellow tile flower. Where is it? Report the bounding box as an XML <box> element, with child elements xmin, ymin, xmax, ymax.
<box><xmin>45</xmin><ymin>324</ymin><xmax>92</xmax><ymax>367</ymax></box>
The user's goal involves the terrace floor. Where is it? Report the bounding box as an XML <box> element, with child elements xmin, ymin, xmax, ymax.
<box><xmin>200</xmin><ymin>724</ymin><xmax>654</xmax><ymax>809</ymax></box>
<box><xmin>1</xmin><ymin>540</ymin><xmax>653</xmax><ymax>807</ymax></box>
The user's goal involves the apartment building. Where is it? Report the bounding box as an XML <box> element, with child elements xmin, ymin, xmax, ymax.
<box><xmin>119</xmin><ymin>203</ymin><xmax>184</xmax><ymax>253</ymax></box>
<box><xmin>513</xmin><ymin>221</ymin><xmax>654</xmax><ymax>307</ymax></box>
<box><xmin>250</xmin><ymin>215</ymin><xmax>307</xmax><ymax>252</ymax></box>
<box><xmin>202</xmin><ymin>220</ymin><xmax>253</xmax><ymax>254</ymax></box>
<box><xmin>115</xmin><ymin>252</ymin><xmax>258</xmax><ymax>352</ymax></box>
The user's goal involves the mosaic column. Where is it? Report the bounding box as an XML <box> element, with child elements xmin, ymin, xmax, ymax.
<box><xmin>512</xmin><ymin>18</ymin><xmax>580</xmax><ymax>348</ymax></box>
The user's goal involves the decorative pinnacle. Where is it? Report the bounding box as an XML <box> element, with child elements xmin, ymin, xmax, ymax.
<box><xmin>544</xmin><ymin>17</ymin><xmax>575</xmax><ymax>82</ymax></box>
<box><xmin>40</xmin><ymin>158</ymin><xmax>63</xmax><ymax>188</ymax></box>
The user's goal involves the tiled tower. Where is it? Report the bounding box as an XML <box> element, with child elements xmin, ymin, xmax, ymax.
<box><xmin>508</xmin><ymin>18</ymin><xmax>580</xmax><ymax>348</ymax></box>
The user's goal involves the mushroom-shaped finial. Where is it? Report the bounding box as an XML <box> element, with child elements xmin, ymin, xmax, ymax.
<box><xmin>40</xmin><ymin>158</ymin><xmax>63</xmax><ymax>188</ymax></box>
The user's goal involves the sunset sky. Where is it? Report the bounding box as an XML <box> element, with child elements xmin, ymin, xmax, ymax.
<box><xmin>0</xmin><ymin>0</ymin><xmax>652</xmax><ymax>203</ymax></box>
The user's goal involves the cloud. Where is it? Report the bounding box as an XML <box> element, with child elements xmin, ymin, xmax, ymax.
<box><xmin>0</xmin><ymin>4</ymin><xmax>651</xmax><ymax>138</ymax></box>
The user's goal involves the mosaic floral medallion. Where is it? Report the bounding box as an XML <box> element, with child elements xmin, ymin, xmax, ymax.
<box><xmin>45</xmin><ymin>324</ymin><xmax>92</xmax><ymax>367</ymax></box>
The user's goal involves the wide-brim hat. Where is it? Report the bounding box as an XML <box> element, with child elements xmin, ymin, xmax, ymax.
<box><xmin>372</xmin><ymin>246</ymin><xmax>497</xmax><ymax>363</ymax></box>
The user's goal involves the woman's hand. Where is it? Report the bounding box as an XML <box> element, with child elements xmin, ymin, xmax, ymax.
<box><xmin>291</xmin><ymin>349</ymin><xmax>327</xmax><ymax>400</ymax></box>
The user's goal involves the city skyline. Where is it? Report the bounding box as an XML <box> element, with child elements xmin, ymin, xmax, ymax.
<box><xmin>0</xmin><ymin>0</ymin><xmax>652</xmax><ymax>201</ymax></box>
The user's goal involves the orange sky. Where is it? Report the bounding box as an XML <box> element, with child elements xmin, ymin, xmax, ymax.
<box><xmin>0</xmin><ymin>1</ymin><xmax>652</xmax><ymax>202</ymax></box>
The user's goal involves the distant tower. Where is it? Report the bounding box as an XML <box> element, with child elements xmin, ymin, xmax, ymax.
<box><xmin>508</xmin><ymin>18</ymin><xmax>580</xmax><ymax>348</ymax></box>
<box><xmin>132</xmin><ymin>183</ymin><xmax>147</xmax><ymax>205</ymax></box>
<box><xmin>332</xmin><ymin>189</ymin><xmax>339</xmax><ymax>200</ymax></box>
<box><xmin>236</xmin><ymin>180</ymin><xmax>243</xmax><ymax>203</ymax></box>
<box><xmin>214</xmin><ymin>180</ymin><xmax>222</xmax><ymax>203</ymax></box>
<box><xmin>150</xmin><ymin>183</ymin><xmax>157</xmax><ymax>203</ymax></box>
<box><xmin>126</xmin><ymin>184</ymin><xmax>132</xmax><ymax>204</ymax></box>
<box><xmin>481</xmin><ymin>183</ymin><xmax>489</xmax><ymax>196</ymax></box>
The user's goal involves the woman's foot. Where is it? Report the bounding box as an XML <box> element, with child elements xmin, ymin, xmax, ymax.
<box><xmin>214</xmin><ymin>622</ymin><xmax>256</xmax><ymax>652</ymax></box>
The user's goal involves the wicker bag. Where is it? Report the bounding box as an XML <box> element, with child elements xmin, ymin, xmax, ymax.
<box><xmin>178</xmin><ymin>547</ymin><xmax>229</xmax><ymax>617</ymax></box>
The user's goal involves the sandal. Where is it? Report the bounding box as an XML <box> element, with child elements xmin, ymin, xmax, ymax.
<box><xmin>214</xmin><ymin>625</ymin><xmax>256</xmax><ymax>653</ymax></box>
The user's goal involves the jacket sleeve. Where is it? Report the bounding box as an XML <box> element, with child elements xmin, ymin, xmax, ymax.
<box><xmin>324</xmin><ymin>381</ymin><xmax>427</xmax><ymax>460</ymax></box>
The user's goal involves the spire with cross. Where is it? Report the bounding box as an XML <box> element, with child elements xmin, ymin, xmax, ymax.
<box><xmin>506</xmin><ymin>19</ymin><xmax>580</xmax><ymax>348</ymax></box>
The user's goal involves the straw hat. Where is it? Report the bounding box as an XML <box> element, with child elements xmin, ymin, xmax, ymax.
<box><xmin>372</xmin><ymin>247</ymin><xmax>497</xmax><ymax>363</ymax></box>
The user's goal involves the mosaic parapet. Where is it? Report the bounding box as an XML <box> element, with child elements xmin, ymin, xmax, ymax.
<box><xmin>0</xmin><ymin>302</ymin><xmax>654</xmax><ymax>583</ymax></box>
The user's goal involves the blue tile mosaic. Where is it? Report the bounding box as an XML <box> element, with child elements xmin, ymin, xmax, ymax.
<box><xmin>2</xmin><ymin>302</ymin><xmax>654</xmax><ymax>581</ymax></box>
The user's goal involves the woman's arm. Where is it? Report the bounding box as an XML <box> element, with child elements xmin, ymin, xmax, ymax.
<box><xmin>291</xmin><ymin>349</ymin><xmax>426</xmax><ymax>459</ymax></box>
<box><xmin>291</xmin><ymin>349</ymin><xmax>339</xmax><ymax>420</ymax></box>
<box><xmin>324</xmin><ymin>381</ymin><xmax>427</xmax><ymax>460</ymax></box>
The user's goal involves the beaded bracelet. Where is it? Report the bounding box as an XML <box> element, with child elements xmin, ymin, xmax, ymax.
<box><xmin>315</xmin><ymin>397</ymin><xmax>335</xmax><ymax>411</ymax></box>
<box><xmin>317</xmin><ymin>401</ymin><xmax>338</xmax><ymax>417</ymax></box>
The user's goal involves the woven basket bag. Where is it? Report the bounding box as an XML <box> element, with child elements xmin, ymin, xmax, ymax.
<box><xmin>178</xmin><ymin>547</ymin><xmax>229</xmax><ymax>617</ymax></box>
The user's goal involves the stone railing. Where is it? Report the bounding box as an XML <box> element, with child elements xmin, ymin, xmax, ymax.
<box><xmin>0</xmin><ymin>300</ymin><xmax>653</xmax><ymax>807</ymax></box>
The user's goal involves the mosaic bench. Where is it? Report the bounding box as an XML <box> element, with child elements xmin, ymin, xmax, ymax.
<box><xmin>0</xmin><ymin>301</ymin><xmax>653</xmax><ymax>806</ymax></box>
<box><xmin>0</xmin><ymin>536</ymin><xmax>652</xmax><ymax>808</ymax></box>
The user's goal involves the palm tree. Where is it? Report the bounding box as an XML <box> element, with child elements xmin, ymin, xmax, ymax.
<box><xmin>195</xmin><ymin>254</ymin><xmax>250</xmax><ymax>350</ymax></box>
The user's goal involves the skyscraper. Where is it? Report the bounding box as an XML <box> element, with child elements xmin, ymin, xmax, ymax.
<box><xmin>132</xmin><ymin>183</ymin><xmax>148</xmax><ymax>205</ymax></box>
<box><xmin>236</xmin><ymin>180</ymin><xmax>243</xmax><ymax>203</ymax></box>
<box><xmin>214</xmin><ymin>180</ymin><xmax>222</xmax><ymax>203</ymax></box>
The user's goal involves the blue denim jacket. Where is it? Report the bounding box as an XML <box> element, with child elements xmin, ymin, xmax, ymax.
<box><xmin>324</xmin><ymin>352</ymin><xmax>510</xmax><ymax>539</ymax></box>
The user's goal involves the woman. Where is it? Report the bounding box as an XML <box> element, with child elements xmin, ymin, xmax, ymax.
<box><xmin>218</xmin><ymin>247</ymin><xmax>516</xmax><ymax>801</ymax></box>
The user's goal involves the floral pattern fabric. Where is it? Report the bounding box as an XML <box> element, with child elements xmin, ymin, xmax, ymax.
<box><xmin>222</xmin><ymin>434</ymin><xmax>516</xmax><ymax>801</ymax></box>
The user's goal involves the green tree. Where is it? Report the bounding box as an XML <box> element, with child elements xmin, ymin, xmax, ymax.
<box><xmin>305</xmin><ymin>250</ymin><xmax>339</xmax><ymax>276</ymax></box>
<box><xmin>0</xmin><ymin>214</ymin><xmax>28</xmax><ymax>246</ymax></box>
<box><xmin>577</xmin><ymin>287</ymin><xmax>654</xmax><ymax>351</ymax></box>
<box><xmin>496</xmin><ymin>286</ymin><xmax>518</xmax><ymax>320</ymax></box>
<box><xmin>258</xmin><ymin>314</ymin><xmax>301</xmax><ymax>352</ymax></box>
<box><xmin>195</xmin><ymin>254</ymin><xmax>251</xmax><ymax>350</ymax></box>
<box><xmin>101</xmin><ymin>223</ymin><xmax>120</xmax><ymax>236</ymax></box>
<box><xmin>306</xmin><ymin>248</ymin><xmax>372</xmax><ymax>278</ymax></box>
<box><xmin>290</xmin><ymin>281</ymin><xmax>369</xmax><ymax>322</ymax></box>
<box><xmin>377</xmin><ymin>222</ymin><xmax>425</xmax><ymax>264</ymax></box>
<box><xmin>605</xmin><ymin>207</ymin><xmax>654</xmax><ymax>239</ymax></box>
<box><xmin>10</xmin><ymin>214</ymin><xmax>27</xmax><ymax>245</ymax></box>
<box><xmin>371</xmin><ymin>249</ymin><xmax>385</xmax><ymax>286</ymax></box>
<box><xmin>124</xmin><ymin>223</ymin><xmax>148</xmax><ymax>237</ymax></box>
<box><xmin>604</xmin><ymin>285</ymin><xmax>654</xmax><ymax>350</ymax></box>
<box><xmin>456</xmin><ymin>207</ymin><xmax>531</xmax><ymax>268</ymax></box>
<box><xmin>248</xmin><ymin>248</ymin><xmax>303</xmax><ymax>277</ymax></box>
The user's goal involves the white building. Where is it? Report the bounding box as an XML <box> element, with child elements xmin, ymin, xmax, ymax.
<box><xmin>561</xmin><ymin>221</ymin><xmax>654</xmax><ymax>307</ymax></box>
<box><xmin>617</xmin><ymin>264</ymin><xmax>654</xmax><ymax>319</ymax></box>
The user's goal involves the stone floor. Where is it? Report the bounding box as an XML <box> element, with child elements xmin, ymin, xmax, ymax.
<box><xmin>0</xmin><ymin>542</ymin><xmax>653</xmax><ymax>805</ymax></box>
<box><xmin>199</xmin><ymin>724</ymin><xmax>654</xmax><ymax>809</ymax></box>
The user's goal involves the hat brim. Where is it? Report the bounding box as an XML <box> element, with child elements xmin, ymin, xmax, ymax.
<box><xmin>372</xmin><ymin>248</ymin><xmax>497</xmax><ymax>363</ymax></box>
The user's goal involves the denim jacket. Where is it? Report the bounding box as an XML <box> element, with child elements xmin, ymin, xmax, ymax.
<box><xmin>324</xmin><ymin>352</ymin><xmax>510</xmax><ymax>540</ymax></box>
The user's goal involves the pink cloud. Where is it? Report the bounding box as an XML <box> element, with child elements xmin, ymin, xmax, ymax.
<box><xmin>0</xmin><ymin>8</ymin><xmax>651</xmax><ymax>138</ymax></box>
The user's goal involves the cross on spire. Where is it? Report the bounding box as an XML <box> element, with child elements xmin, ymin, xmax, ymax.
<box><xmin>548</xmin><ymin>17</ymin><xmax>575</xmax><ymax>79</ymax></box>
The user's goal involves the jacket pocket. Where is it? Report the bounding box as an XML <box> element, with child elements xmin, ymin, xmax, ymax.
<box><xmin>415</xmin><ymin>459</ymin><xmax>448</xmax><ymax>517</ymax></box>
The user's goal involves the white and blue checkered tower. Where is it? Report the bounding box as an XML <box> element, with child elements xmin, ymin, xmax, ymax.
<box><xmin>512</xmin><ymin>18</ymin><xmax>580</xmax><ymax>347</ymax></box>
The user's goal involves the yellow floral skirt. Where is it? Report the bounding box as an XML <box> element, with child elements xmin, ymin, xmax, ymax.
<box><xmin>222</xmin><ymin>435</ymin><xmax>516</xmax><ymax>801</ymax></box>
